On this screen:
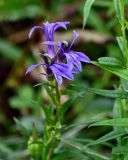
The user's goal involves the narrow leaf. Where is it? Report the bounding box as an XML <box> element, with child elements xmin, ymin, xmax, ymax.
<box><xmin>83</xmin><ymin>147</ymin><xmax>109</xmax><ymax>160</ymax></box>
<box><xmin>114</xmin><ymin>0</ymin><xmax>122</xmax><ymax>24</ymax></box>
<box><xmin>42</xmin><ymin>81</ymin><xmax>57</xmax><ymax>105</ymax></box>
<box><xmin>86</xmin><ymin>130</ymin><xmax>127</xmax><ymax>146</ymax></box>
<box><xmin>98</xmin><ymin>57</ymin><xmax>123</xmax><ymax>66</ymax></box>
<box><xmin>112</xmin><ymin>146</ymin><xmax>128</xmax><ymax>154</ymax></box>
<box><xmin>121</xmin><ymin>78</ymin><xmax>128</xmax><ymax>92</ymax></box>
<box><xmin>53</xmin><ymin>150</ymin><xmax>88</xmax><ymax>160</ymax></box>
<box><xmin>14</xmin><ymin>118</ymin><xmax>29</xmax><ymax>138</ymax></box>
<box><xmin>61</xmin><ymin>139</ymin><xmax>109</xmax><ymax>160</ymax></box>
<box><xmin>83</xmin><ymin>0</ymin><xmax>95</xmax><ymax>28</ymax></box>
<box><xmin>84</xmin><ymin>87</ymin><xmax>128</xmax><ymax>99</ymax></box>
<box><xmin>116</xmin><ymin>36</ymin><xmax>126</xmax><ymax>58</ymax></box>
<box><xmin>90</xmin><ymin>118</ymin><xmax>128</xmax><ymax>127</ymax></box>
<box><xmin>92</xmin><ymin>61</ymin><xmax>128</xmax><ymax>81</ymax></box>
<box><xmin>113</xmin><ymin>99</ymin><xmax>122</xmax><ymax>118</ymax></box>
<box><xmin>0</xmin><ymin>39</ymin><xmax>22</xmax><ymax>61</ymax></box>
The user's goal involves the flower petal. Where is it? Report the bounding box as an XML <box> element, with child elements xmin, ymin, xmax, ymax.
<box><xmin>29</xmin><ymin>26</ymin><xmax>44</xmax><ymax>38</ymax></box>
<box><xmin>67</xmin><ymin>31</ymin><xmax>79</xmax><ymax>50</ymax></box>
<box><xmin>42</xmin><ymin>41</ymin><xmax>60</xmax><ymax>47</ymax></box>
<box><xmin>52</xmin><ymin>64</ymin><xmax>74</xmax><ymax>80</ymax></box>
<box><xmin>75</xmin><ymin>51</ymin><xmax>90</xmax><ymax>62</ymax></box>
<box><xmin>25</xmin><ymin>64</ymin><xmax>44</xmax><ymax>75</ymax></box>
<box><xmin>65</xmin><ymin>53</ymin><xmax>74</xmax><ymax>71</ymax></box>
<box><xmin>71</xmin><ymin>66</ymin><xmax>80</xmax><ymax>74</ymax></box>
<box><xmin>71</xmin><ymin>54</ymin><xmax>82</xmax><ymax>71</ymax></box>
<box><xmin>43</xmin><ymin>21</ymin><xmax>70</xmax><ymax>41</ymax></box>
<box><xmin>50</xmin><ymin>66</ymin><xmax>63</xmax><ymax>85</ymax></box>
<box><xmin>43</xmin><ymin>41</ymin><xmax>63</xmax><ymax>58</ymax></box>
<box><xmin>54</xmin><ymin>22</ymin><xmax>70</xmax><ymax>30</ymax></box>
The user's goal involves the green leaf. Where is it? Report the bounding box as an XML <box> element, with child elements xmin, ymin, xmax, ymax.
<box><xmin>116</xmin><ymin>36</ymin><xmax>126</xmax><ymax>58</ymax></box>
<box><xmin>83</xmin><ymin>147</ymin><xmax>109</xmax><ymax>160</ymax></box>
<box><xmin>98</xmin><ymin>57</ymin><xmax>123</xmax><ymax>66</ymax></box>
<box><xmin>0</xmin><ymin>144</ymin><xmax>12</xmax><ymax>155</ymax></box>
<box><xmin>113</xmin><ymin>99</ymin><xmax>122</xmax><ymax>118</ymax></box>
<box><xmin>90</xmin><ymin>118</ymin><xmax>128</xmax><ymax>127</ymax></box>
<box><xmin>14</xmin><ymin>118</ymin><xmax>29</xmax><ymax>138</ymax></box>
<box><xmin>124</xmin><ymin>155</ymin><xmax>128</xmax><ymax>160</ymax></box>
<box><xmin>9</xmin><ymin>85</ymin><xmax>35</xmax><ymax>109</ymax></box>
<box><xmin>61</xmin><ymin>98</ymin><xmax>74</xmax><ymax>116</ymax></box>
<box><xmin>20</xmin><ymin>116</ymin><xmax>43</xmax><ymax>133</ymax></box>
<box><xmin>84</xmin><ymin>87</ymin><xmax>128</xmax><ymax>99</ymax></box>
<box><xmin>61</xmin><ymin>139</ymin><xmax>109</xmax><ymax>160</ymax></box>
<box><xmin>0</xmin><ymin>0</ymin><xmax>43</xmax><ymax>20</ymax></box>
<box><xmin>112</xmin><ymin>146</ymin><xmax>128</xmax><ymax>154</ymax></box>
<box><xmin>0</xmin><ymin>39</ymin><xmax>22</xmax><ymax>61</ymax></box>
<box><xmin>19</xmin><ymin>85</ymin><xmax>34</xmax><ymax>99</ymax></box>
<box><xmin>121</xmin><ymin>78</ymin><xmax>128</xmax><ymax>92</ymax></box>
<box><xmin>42</xmin><ymin>81</ymin><xmax>57</xmax><ymax>105</ymax></box>
<box><xmin>114</xmin><ymin>0</ymin><xmax>122</xmax><ymax>24</ymax></box>
<box><xmin>92</xmin><ymin>61</ymin><xmax>128</xmax><ymax>80</ymax></box>
<box><xmin>86</xmin><ymin>130</ymin><xmax>127</xmax><ymax>147</ymax></box>
<box><xmin>53</xmin><ymin>150</ymin><xmax>88</xmax><ymax>160</ymax></box>
<box><xmin>10</xmin><ymin>97</ymin><xmax>29</xmax><ymax>108</ymax></box>
<box><xmin>83</xmin><ymin>0</ymin><xmax>95</xmax><ymax>28</ymax></box>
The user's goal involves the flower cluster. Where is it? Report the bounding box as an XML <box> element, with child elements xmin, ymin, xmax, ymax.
<box><xmin>26</xmin><ymin>22</ymin><xmax>90</xmax><ymax>85</ymax></box>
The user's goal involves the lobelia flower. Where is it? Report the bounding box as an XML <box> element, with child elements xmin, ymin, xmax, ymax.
<box><xmin>58</xmin><ymin>31</ymin><xmax>90</xmax><ymax>72</ymax></box>
<box><xmin>29</xmin><ymin>21</ymin><xmax>70</xmax><ymax>58</ymax></box>
<box><xmin>26</xmin><ymin>21</ymin><xmax>90</xmax><ymax>85</ymax></box>
<box><xmin>25</xmin><ymin>61</ymin><xmax>75</xmax><ymax>86</ymax></box>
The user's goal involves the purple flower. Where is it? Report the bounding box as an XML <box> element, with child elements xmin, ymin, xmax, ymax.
<box><xmin>58</xmin><ymin>31</ymin><xmax>90</xmax><ymax>72</ymax></box>
<box><xmin>29</xmin><ymin>21</ymin><xmax>70</xmax><ymax>58</ymax></box>
<box><xmin>25</xmin><ymin>61</ymin><xmax>74</xmax><ymax>85</ymax></box>
<box><xmin>26</xmin><ymin>22</ymin><xmax>90</xmax><ymax>85</ymax></box>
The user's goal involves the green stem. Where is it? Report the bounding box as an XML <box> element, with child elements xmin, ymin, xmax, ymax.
<box><xmin>55</xmin><ymin>81</ymin><xmax>62</xmax><ymax>124</ymax></box>
<box><xmin>120</xmin><ymin>0</ymin><xmax>128</xmax><ymax>62</ymax></box>
<box><xmin>120</xmin><ymin>0</ymin><xmax>127</xmax><ymax>119</ymax></box>
<box><xmin>42</xmin><ymin>80</ymin><xmax>62</xmax><ymax>160</ymax></box>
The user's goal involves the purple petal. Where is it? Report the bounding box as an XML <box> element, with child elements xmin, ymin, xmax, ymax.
<box><xmin>58</xmin><ymin>41</ymin><xmax>68</xmax><ymax>48</ymax></box>
<box><xmin>25</xmin><ymin>64</ymin><xmax>44</xmax><ymax>75</ymax></box>
<box><xmin>28</xmin><ymin>26</ymin><xmax>44</xmax><ymax>38</ymax></box>
<box><xmin>53</xmin><ymin>63</ymin><xmax>68</xmax><ymax>72</ymax></box>
<box><xmin>75</xmin><ymin>52</ymin><xmax>90</xmax><ymax>62</ymax></box>
<box><xmin>50</xmin><ymin>66</ymin><xmax>63</xmax><ymax>85</ymax></box>
<box><xmin>43</xmin><ymin>41</ymin><xmax>63</xmax><ymax>58</ymax></box>
<box><xmin>67</xmin><ymin>31</ymin><xmax>79</xmax><ymax>50</ymax></box>
<box><xmin>43</xmin><ymin>21</ymin><xmax>70</xmax><ymax>41</ymax></box>
<box><xmin>42</xmin><ymin>41</ymin><xmax>60</xmax><ymax>48</ymax></box>
<box><xmin>65</xmin><ymin>51</ymin><xmax>82</xmax><ymax>71</ymax></box>
<box><xmin>54</xmin><ymin>63</ymin><xmax>68</xmax><ymax>69</ymax></box>
<box><xmin>71</xmin><ymin>55</ymin><xmax>82</xmax><ymax>71</ymax></box>
<box><xmin>54</xmin><ymin>22</ymin><xmax>70</xmax><ymax>30</ymax></box>
<box><xmin>71</xmin><ymin>67</ymin><xmax>80</xmax><ymax>74</ymax></box>
<box><xmin>51</xmin><ymin>64</ymin><xmax>74</xmax><ymax>80</ymax></box>
<box><xmin>65</xmin><ymin>53</ymin><xmax>74</xmax><ymax>71</ymax></box>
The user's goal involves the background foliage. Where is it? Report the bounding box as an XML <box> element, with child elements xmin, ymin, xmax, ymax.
<box><xmin>0</xmin><ymin>0</ymin><xmax>128</xmax><ymax>159</ymax></box>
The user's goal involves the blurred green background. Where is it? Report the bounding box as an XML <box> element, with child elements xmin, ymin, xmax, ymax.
<box><xmin>0</xmin><ymin>0</ymin><xmax>128</xmax><ymax>159</ymax></box>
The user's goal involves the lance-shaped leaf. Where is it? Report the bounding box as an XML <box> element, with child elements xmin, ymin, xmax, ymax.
<box><xmin>117</xmin><ymin>36</ymin><xmax>126</xmax><ymax>58</ymax></box>
<box><xmin>114</xmin><ymin>0</ymin><xmax>122</xmax><ymax>24</ymax></box>
<box><xmin>90</xmin><ymin>118</ymin><xmax>128</xmax><ymax>127</ymax></box>
<box><xmin>92</xmin><ymin>61</ymin><xmax>128</xmax><ymax>80</ymax></box>
<box><xmin>98</xmin><ymin>57</ymin><xmax>123</xmax><ymax>67</ymax></box>
<box><xmin>84</xmin><ymin>87</ymin><xmax>128</xmax><ymax>99</ymax></box>
<box><xmin>83</xmin><ymin>0</ymin><xmax>95</xmax><ymax>28</ymax></box>
<box><xmin>85</xmin><ymin>130</ymin><xmax>127</xmax><ymax>147</ymax></box>
<box><xmin>112</xmin><ymin>146</ymin><xmax>128</xmax><ymax>155</ymax></box>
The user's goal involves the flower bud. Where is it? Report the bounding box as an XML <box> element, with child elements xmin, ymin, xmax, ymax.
<box><xmin>27</xmin><ymin>137</ymin><xmax>43</xmax><ymax>159</ymax></box>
